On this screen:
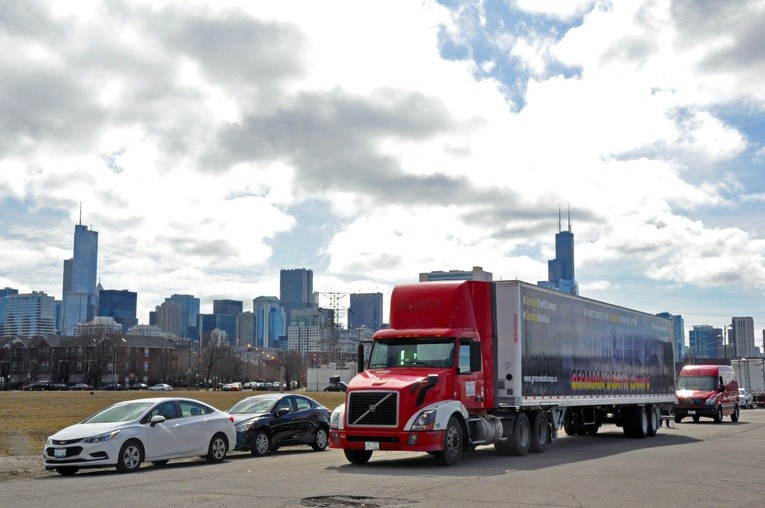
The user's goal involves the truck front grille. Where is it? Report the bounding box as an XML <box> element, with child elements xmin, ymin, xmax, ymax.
<box><xmin>348</xmin><ymin>391</ymin><xmax>398</xmax><ymax>427</ymax></box>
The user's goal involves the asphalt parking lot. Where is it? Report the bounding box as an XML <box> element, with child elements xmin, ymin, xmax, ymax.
<box><xmin>3</xmin><ymin>408</ymin><xmax>765</xmax><ymax>507</ymax></box>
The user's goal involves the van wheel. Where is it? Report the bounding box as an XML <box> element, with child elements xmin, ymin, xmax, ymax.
<box><xmin>731</xmin><ymin>405</ymin><xmax>739</xmax><ymax>422</ymax></box>
<box><xmin>692</xmin><ymin>415</ymin><xmax>700</xmax><ymax>422</ymax></box>
<box><xmin>713</xmin><ymin>406</ymin><xmax>723</xmax><ymax>424</ymax></box>
<box><xmin>674</xmin><ymin>414</ymin><xmax>682</xmax><ymax>423</ymax></box>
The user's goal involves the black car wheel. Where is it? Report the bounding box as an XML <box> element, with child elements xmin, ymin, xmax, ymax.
<box><xmin>250</xmin><ymin>429</ymin><xmax>271</xmax><ymax>456</ymax></box>
<box><xmin>311</xmin><ymin>427</ymin><xmax>329</xmax><ymax>451</ymax></box>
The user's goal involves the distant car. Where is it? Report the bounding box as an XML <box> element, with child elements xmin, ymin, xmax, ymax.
<box><xmin>129</xmin><ymin>383</ymin><xmax>149</xmax><ymax>390</ymax></box>
<box><xmin>101</xmin><ymin>383</ymin><xmax>125</xmax><ymax>391</ymax></box>
<box><xmin>227</xmin><ymin>393</ymin><xmax>330</xmax><ymax>456</ymax></box>
<box><xmin>70</xmin><ymin>383</ymin><xmax>94</xmax><ymax>391</ymax></box>
<box><xmin>222</xmin><ymin>382</ymin><xmax>242</xmax><ymax>391</ymax></box>
<box><xmin>739</xmin><ymin>388</ymin><xmax>754</xmax><ymax>409</ymax></box>
<box><xmin>323</xmin><ymin>382</ymin><xmax>348</xmax><ymax>392</ymax></box>
<box><xmin>22</xmin><ymin>381</ymin><xmax>55</xmax><ymax>391</ymax></box>
<box><xmin>43</xmin><ymin>397</ymin><xmax>236</xmax><ymax>475</ymax></box>
<box><xmin>148</xmin><ymin>383</ymin><xmax>173</xmax><ymax>391</ymax></box>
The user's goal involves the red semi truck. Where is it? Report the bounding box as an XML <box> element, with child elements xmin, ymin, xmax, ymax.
<box><xmin>329</xmin><ymin>280</ymin><xmax>676</xmax><ymax>465</ymax></box>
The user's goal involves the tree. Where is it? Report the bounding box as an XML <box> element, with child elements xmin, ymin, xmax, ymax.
<box><xmin>200</xmin><ymin>339</ymin><xmax>230</xmax><ymax>388</ymax></box>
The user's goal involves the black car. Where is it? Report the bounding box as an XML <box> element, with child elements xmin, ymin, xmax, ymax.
<box><xmin>101</xmin><ymin>383</ymin><xmax>125</xmax><ymax>391</ymax></box>
<box><xmin>228</xmin><ymin>394</ymin><xmax>331</xmax><ymax>456</ymax></box>
<box><xmin>323</xmin><ymin>382</ymin><xmax>348</xmax><ymax>392</ymax></box>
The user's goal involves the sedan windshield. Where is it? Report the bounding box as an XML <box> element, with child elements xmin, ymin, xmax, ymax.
<box><xmin>228</xmin><ymin>397</ymin><xmax>278</xmax><ymax>414</ymax></box>
<box><xmin>84</xmin><ymin>401</ymin><xmax>155</xmax><ymax>423</ymax></box>
<box><xmin>369</xmin><ymin>337</ymin><xmax>455</xmax><ymax>368</ymax></box>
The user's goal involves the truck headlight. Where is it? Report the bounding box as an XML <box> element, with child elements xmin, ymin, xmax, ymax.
<box><xmin>330</xmin><ymin>404</ymin><xmax>345</xmax><ymax>430</ymax></box>
<box><xmin>411</xmin><ymin>409</ymin><xmax>437</xmax><ymax>431</ymax></box>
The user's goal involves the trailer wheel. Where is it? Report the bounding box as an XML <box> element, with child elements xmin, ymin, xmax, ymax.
<box><xmin>529</xmin><ymin>412</ymin><xmax>548</xmax><ymax>453</ymax></box>
<box><xmin>434</xmin><ymin>416</ymin><xmax>463</xmax><ymax>466</ymax></box>
<box><xmin>507</xmin><ymin>412</ymin><xmax>530</xmax><ymax>456</ymax></box>
<box><xmin>623</xmin><ymin>406</ymin><xmax>647</xmax><ymax>438</ymax></box>
<box><xmin>344</xmin><ymin>449</ymin><xmax>373</xmax><ymax>464</ymax></box>
<box><xmin>646</xmin><ymin>405</ymin><xmax>660</xmax><ymax>437</ymax></box>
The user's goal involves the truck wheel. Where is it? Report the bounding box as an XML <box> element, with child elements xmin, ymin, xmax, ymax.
<box><xmin>731</xmin><ymin>405</ymin><xmax>739</xmax><ymax>423</ymax></box>
<box><xmin>529</xmin><ymin>412</ymin><xmax>548</xmax><ymax>453</ymax></box>
<box><xmin>509</xmin><ymin>412</ymin><xmax>531</xmax><ymax>456</ymax></box>
<box><xmin>434</xmin><ymin>416</ymin><xmax>463</xmax><ymax>466</ymax></box>
<box><xmin>344</xmin><ymin>449</ymin><xmax>373</xmax><ymax>464</ymax></box>
<box><xmin>713</xmin><ymin>406</ymin><xmax>723</xmax><ymax>424</ymax></box>
<box><xmin>646</xmin><ymin>406</ymin><xmax>660</xmax><ymax>437</ymax></box>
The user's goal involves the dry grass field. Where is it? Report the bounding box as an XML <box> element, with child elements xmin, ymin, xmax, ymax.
<box><xmin>0</xmin><ymin>390</ymin><xmax>347</xmax><ymax>457</ymax></box>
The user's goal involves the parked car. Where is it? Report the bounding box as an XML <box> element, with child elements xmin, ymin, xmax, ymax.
<box><xmin>129</xmin><ymin>383</ymin><xmax>149</xmax><ymax>390</ymax></box>
<box><xmin>148</xmin><ymin>383</ymin><xmax>173</xmax><ymax>391</ymax></box>
<box><xmin>323</xmin><ymin>382</ymin><xmax>348</xmax><ymax>392</ymax></box>
<box><xmin>43</xmin><ymin>397</ymin><xmax>236</xmax><ymax>475</ymax></box>
<box><xmin>222</xmin><ymin>382</ymin><xmax>242</xmax><ymax>391</ymax></box>
<box><xmin>22</xmin><ymin>381</ymin><xmax>55</xmax><ymax>391</ymax></box>
<box><xmin>227</xmin><ymin>393</ymin><xmax>330</xmax><ymax>456</ymax></box>
<box><xmin>70</xmin><ymin>383</ymin><xmax>94</xmax><ymax>391</ymax></box>
<box><xmin>739</xmin><ymin>388</ymin><xmax>754</xmax><ymax>409</ymax></box>
<box><xmin>101</xmin><ymin>383</ymin><xmax>125</xmax><ymax>391</ymax></box>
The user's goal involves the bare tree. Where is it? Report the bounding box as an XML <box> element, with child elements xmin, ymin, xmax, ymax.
<box><xmin>200</xmin><ymin>340</ymin><xmax>230</xmax><ymax>389</ymax></box>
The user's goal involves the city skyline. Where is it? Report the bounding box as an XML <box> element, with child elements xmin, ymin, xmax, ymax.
<box><xmin>1</xmin><ymin>2</ymin><xmax>765</xmax><ymax>347</ymax></box>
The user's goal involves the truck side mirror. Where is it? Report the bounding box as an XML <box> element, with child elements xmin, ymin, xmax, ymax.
<box><xmin>357</xmin><ymin>342</ymin><xmax>365</xmax><ymax>374</ymax></box>
<box><xmin>470</xmin><ymin>342</ymin><xmax>482</xmax><ymax>372</ymax></box>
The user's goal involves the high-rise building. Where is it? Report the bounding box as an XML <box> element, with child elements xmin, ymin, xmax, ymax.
<box><xmin>61</xmin><ymin>222</ymin><xmax>99</xmax><ymax>335</ymax></box>
<box><xmin>198</xmin><ymin>313</ymin><xmax>236</xmax><ymax>348</ymax></box>
<box><xmin>348</xmin><ymin>293</ymin><xmax>384</xmax><ymax>331</ymax></box>
<box><xmin>539</xmin><ymin>207</ymin><xmax>578</xmax><ymax>295</ymax></box>
<box><xmin>253</xmin><ymin>296</ymin><xmax>285</xmax><ymax>349</ymax></box>
<box><xmin>236</xmin><ymin>311</ymin><xmax>255</xmax><ymax>347</ymax></box>
<box><xmin>1</xmin><ymin>291</ymin><xmax>57</xmax><ymax>337</ymax></box>
<box><xmin>213</xmin><ymin>299</ymin><xmax>243</xmax><ymax>316</ymax></box>
<box><xmin>657</xmin><ymin>312</ymin><xmax>685</xmax><ymax>363</ymax></box>
<box><xmin>0</xmin><ymin>288</ymin><xmax>19</xmax><ymax>336</ymax></box>
<box><xmin>730</xmin><ymin>317</ymin><xmax>755</xmax><ymax>358</ymax></box>
<box><xmin>689</xmin><ymin>325</ymin><xmax>723</xmax><ymax>359</ymax></box>
<box><xmin>280</xmin><ymin>268</ymin><xmax>314</xmax><ymax>323</ymax></box>
<box><xmin>98</xmin><ymin>289</ymin><xmax>138</xmax><ymax>333</ymax></box>
<box><xmin>155</xmin><ymin>302</ymin><xmax>183</xmax><ymax>338</ymax></box>
<box><xmin>164</xmin><ymin>294</ymin><xmax>200</xmax><ymax>340</ymax></box>
<box><xmin>287</xmin><ymin>308</ymin><xmax>330</xmax><ymax>356</ymax></box>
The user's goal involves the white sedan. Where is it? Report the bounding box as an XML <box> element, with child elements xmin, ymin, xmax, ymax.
<box><xmin>43</xmin><ymin>397</ymin><xmax>236</xmax><ymax>475</ymax></box>
<box><xmin>148</xmin><ymin>383</ymin><xmax>173</xmax><ymax>391</ymax></box>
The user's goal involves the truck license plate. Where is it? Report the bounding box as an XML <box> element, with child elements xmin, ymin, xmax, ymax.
<box><xmin>364</xmin><ymin>441</ymin><xmax>380</xmax><ymax>451</ymax></box>
<box><xmin>54</xmin><ymin>448</ymin><xmax>66</xmax><ymax>458</ymax></box>
<box><xmin>688</xmin><ymin>410</ymin><xmax>696</xmax><ymax>415</ymax></box>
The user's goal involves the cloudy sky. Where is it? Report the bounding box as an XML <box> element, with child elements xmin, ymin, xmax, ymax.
<box><xmin>2</xmin><ymin>0</ymin><xmax>764</xmax><ymax>347</ymax></box>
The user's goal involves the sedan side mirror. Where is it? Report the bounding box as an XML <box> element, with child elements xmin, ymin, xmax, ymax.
<box><xmin>276</xmin><ymin>407</ymin><xmax>290</xmax><ymax>418</ymax></box>
<box><xmin>150</xmin><ymin>415</ymin><xmax>166</xmax><ymax>427</ymax></box>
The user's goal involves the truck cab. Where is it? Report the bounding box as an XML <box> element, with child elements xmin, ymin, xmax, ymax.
<box><xmin>673</xmin><ymin>364</ymin><xmax>739</xmax><ymax>424</ymax></box>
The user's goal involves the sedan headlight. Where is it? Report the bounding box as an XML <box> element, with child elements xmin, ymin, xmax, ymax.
<box><xmin>411</xmin><ymin>409</ymin><xmax>437</xmax><ymax>431</ymax></box>
<box><xmin>82</xmin><ymin>430</ymin><xmax>120</xmax><ymax>443</ymax></box>
<box><xmin>235</xmin><ymin>422</ymin><xmax>251</xmax><ymax>432</ymax></box>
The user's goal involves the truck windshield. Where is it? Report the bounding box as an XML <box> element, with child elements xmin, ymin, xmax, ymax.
<box><xmin>677</xmin><ymin>376</ymin><xmax>716</xmax><ymax>391</ymax></box>
<box><xmin>368</xmin><ymin>337</ymin><xmax>455</xmax><ymax>368</ymax></box>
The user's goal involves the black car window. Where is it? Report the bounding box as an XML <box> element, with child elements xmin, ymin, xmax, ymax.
<box><xmin>294</xmin><ymin>396</ymin><xmax>311</xmax><ymax>411</ymax></box>
<box><xmin>274</xmin><ymin>397</ymin><xmax>292</xmax><ymax>414</ymax></box>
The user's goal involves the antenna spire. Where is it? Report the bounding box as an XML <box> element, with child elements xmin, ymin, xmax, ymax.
<box><xmin>557</xmin><ymin>205</ymin><xmax>562</xmax><ymax>233</ymax></box>
<box><xmin>79</xmin><ymin>202</ymin><xmax>82</xmax><ymax>225</ymax></box>
<box><xmin>568</xmin><ymin>205</ymin><xmax>572</xmax><ymax>232</ymax></box>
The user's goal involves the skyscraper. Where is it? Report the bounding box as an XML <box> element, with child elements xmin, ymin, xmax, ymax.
<box><xmin>98</xmin><ymin>289</ymin><xmax>138</xmax><ymax>333</ymax></box>
<box><xmin>253</xmin><ymin>296</ymin><xmax>285</xmax><ymax>349</ymax></box>
<box><xmin>539</xmin><ymin>207</ymin><xmax>578</xmax><ymax>295</ymax></box>
<box><xmin>164</xmin><ymin>294</ymin><xmax>200</xmax><ymax>340</ymax></box>
<box><xmin>730</xmin><ymin>317</ymin><xmax>755</xmax><ymax>358</ymax></box>
<box><xmin>657</xmin><ymin>312</ymin><xmax>685</xmax><ymax>363</ymax></box>
<box><xmin>280</xmin><ymin>268</ymin><xmax>314</xmax><ymax>323</ymax></box>
<box><xmin>348</xmin><ymin>293</ymin><xmax>384</xmax><ymax>331</ymax></box>
<box><xmin>2</xmin><ymin>291</ymin><xmax>57</xmax><ymax>337</ymax></box>
<box><xmin>62</xmin><ymin>222</ymin><xmax>99</xmax><ymax>336</ymax></box>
